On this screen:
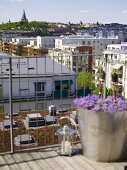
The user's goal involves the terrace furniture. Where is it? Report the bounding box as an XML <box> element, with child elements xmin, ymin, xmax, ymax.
<box><xmin>14</xmin><ymin>134</ymin><xmax>36</xmax><ymax>146</ymax></box>
<box><xmin>45</xmin><ymin>115</ymin><xmax>57</xmax><ymax>125</ymax></box>
<box><xmin>0</xmin><ymin>119</ymin><xmax>18</xmax><ymax>130</ymax></box>
<box><xmin>24</xmin><ymin>113</ymin><xmax>45</xmax><ymax>128</ymax></box>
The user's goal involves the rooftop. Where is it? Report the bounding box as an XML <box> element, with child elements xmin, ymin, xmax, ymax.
<box><xmin>12</xmin><ymin>37</ymin><xmax>36</xmax><ymax>40</ymax></box>
<box><xmin>0</xmin><ymin>53</ymin><xmax>75</xmax><ymax>77</ymax></box>
<box><xmin>57</xmin><ymin>34</ymin><xmax>118</xmax><ymax>40</ymax></box>
<box><xmin>62</xmin><ymin>44</ymin><xmax>92</xmax><ymax>48</ymax></box>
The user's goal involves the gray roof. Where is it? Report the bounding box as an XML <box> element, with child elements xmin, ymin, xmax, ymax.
<box><xmin>0</xmin><ymin>53</ymin><xmax>75</xmax><ymax>78</ymax></box>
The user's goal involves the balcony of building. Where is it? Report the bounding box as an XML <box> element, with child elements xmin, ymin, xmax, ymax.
<box><xmin>0</xmin><ymin>53</ymin><xmax>126</xmax><ymax>170</ymax></box>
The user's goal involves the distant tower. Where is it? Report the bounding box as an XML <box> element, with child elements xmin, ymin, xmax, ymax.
<box><xmin>8</xmin><ymin>19</ymin><xmax>11</xmax><ymax>23</ymax></box>
<box><xmin>21</xmin><ymin>9</ymin><xmax>28</xmax><ymax>22</ymax></box>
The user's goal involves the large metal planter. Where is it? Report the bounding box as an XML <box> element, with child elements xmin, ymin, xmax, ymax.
<box><xmin>77</xmin><ymin>108</ymin><xmax>127</xmax><ymax>162</ymax></box>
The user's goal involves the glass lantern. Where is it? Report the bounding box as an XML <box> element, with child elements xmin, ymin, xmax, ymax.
<box><xmin>56</xmin><ymin>125</ymin><xmax>76</xmax><ymax>156</ymax></box>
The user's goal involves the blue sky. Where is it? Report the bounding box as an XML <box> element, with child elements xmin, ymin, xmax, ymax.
<box><xmin>0</xmin><ymin>0</ymin><xmax>127</xmax><ymax>24</ymax></box>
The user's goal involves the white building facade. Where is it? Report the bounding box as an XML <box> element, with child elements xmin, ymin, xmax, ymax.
<box><xmin>102</xmin><ymin>43</ymin><xmax>127</xmax><ymax>98</ymax></box>
<box><xmin>36</xmin><ymin>36</ymin><xmax>58</xmax><ymax>48</ymax></box>
<box><xmin>11</xmin><ymin>37</ymin><xmax>36</xmax><ymax>45</ymax></box>
<box><xmin>48</xmin><ymin>44</ymin><xmax>92</xmax><ymax>72</ymax></box>
<box><xmin>0</xmin><ymin>53</ymin><xmax>76</xmax><ymax>113</ymax></box>
<box><xmin>55</xmin><ymin>34</ymin><xmax>123</xmax><ymax>56</ymax></box>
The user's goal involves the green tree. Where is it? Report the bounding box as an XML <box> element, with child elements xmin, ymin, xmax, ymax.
<box><xmin>77</xmin><ymin>71</ymin><xmax>95</xmax><ymax>89</ymax></box>
<box><xmin>0</xmin><ymin>21</ymin><xmax>50</xmax><ymax>31</ymax></box>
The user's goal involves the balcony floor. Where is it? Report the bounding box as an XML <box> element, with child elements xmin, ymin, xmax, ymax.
<box><xmin>0</xmin><ymin>143</ymin><xmax>126</xmax><ymax>170</ymax></box>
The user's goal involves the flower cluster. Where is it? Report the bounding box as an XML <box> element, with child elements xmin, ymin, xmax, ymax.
<box><xmin>74</xmin><ymin>95</ymin><xmax>127</xmax><ymax>113</ymax></box>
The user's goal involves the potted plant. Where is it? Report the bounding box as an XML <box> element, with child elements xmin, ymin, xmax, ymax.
<box><xmin>74</xmin><ymin>95</ymin><xmax>127</xmax><ymax>162</ymax></box>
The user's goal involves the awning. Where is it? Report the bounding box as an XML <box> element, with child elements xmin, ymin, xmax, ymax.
<box><xmin>55</xmin><ymin>80</ymin><xmax>73</xmax><ymax>85</ymax></box>
<box><xmin>112</xmin><ymin>64</ymin><xmax>123</xmax><ymax>69</ymax></box>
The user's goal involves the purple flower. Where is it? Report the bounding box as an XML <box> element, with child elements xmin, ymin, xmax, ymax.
<box><xmin>74</xmin><ymin>95</ymin><xmax>127</xmax><ymax>113</ymax></box>
<box><xmin>92</xmin><ymin>104</ymin><xmax>100</xmax><ymax>112</ymax></box>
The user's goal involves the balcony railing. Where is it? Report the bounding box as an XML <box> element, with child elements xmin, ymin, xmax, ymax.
<box><xmin>0</xmin><ymin>55</ymin><xmax>80</xmax><ymax>154</ymax></box>
<box><xmin>0</xmin><ymin>52</ymin><xmax>125</xmax><ymax>155</ymax></box>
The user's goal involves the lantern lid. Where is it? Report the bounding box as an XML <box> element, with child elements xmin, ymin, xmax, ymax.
<box><xmin>56</xmin><ymin>125</ymin><xmax>76</xmax><ymax>135</ymax></box>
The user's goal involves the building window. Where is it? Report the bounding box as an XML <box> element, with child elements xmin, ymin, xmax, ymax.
<box><xmin>78</xmin><ymin>68</ymin><xmax>82</xmax><ymax>72</ymax></box>
<box><xmin>34</xmin><ymin>82</ymin><xmax>45</xmax><ymax>97</ymax></box>
<box><xmin>114</xmin><ymin>55</ymin><xmax>117</xmax><ymax>59</ymax></box>
<box><xmin>35</xmin><ymin>102</ymin><xmax>47</xmax><ymax>110</ymax></box>
<box><xmin>73</xmin><ymin>56</ymin><xmax>76</xmax><ymax>61</ymax></box>
<box><xmin>88</xmin><ymin>41</ymin><xmax>91</xmax><ymax>45</ymax></box>
<box><xmin>54</xmin><ymin>80</ymin><xmax>73</xmax><ymax>91</ymax></box>
<box><xmin>62</xmin><ymin>84</ymin><xmax>69</xmax><ymax>90</ymax></box>
<box><xmin>73</xmin><ymin>62</ymin><xmax>76</xmax><ymax>66</ymax></box>
<box><xmin>82</xmin><ymin>41</ymin><xmax>85</xmax><ymax>45</ymax></box>
<box><xmin>73</xmin><ymin>68</ymin><xmax>76</xmax><ymax>72</ymax></box>
<box><xmin>55</xmin><ymin>84</ymin><xmax>61</xmax><ymax>90</ymax></box>
<box><xmin>55</xmin><ymin>84</ymin><xmax>68</xmax><ymax>90</ymax></box>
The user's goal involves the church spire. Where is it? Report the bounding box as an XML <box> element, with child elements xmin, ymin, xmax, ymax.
<box><xmin>8</xmin><ymin>19</ymin><xmax>11</xmax><ymax>23</ymax></box>
<box><xmin>21</xmin><ymin>9</ymin><xmax>28</xmax><ymax>22</ymax></box>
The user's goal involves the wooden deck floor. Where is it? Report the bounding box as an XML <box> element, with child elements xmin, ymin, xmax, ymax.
<box><xmin>0</xmin><ymin>143</ymin><xmax>127</xmax><ymax>170</ymax></box>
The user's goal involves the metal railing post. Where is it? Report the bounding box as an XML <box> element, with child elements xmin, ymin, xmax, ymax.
<box><xmin>104</xmin><ymin>54</ymin><xmax>108</xmax><ymax>98</ymax></box>
<box><xmin>9</xmin><ymin>57</ymin><xmax>14</xmax><ymax>153</ymax></box>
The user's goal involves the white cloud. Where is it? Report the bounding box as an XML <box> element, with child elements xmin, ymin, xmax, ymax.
<box><xmin>121</xmin><ymin>10</ymin><xmax>127</xmax><ymax>14</ymax></box>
